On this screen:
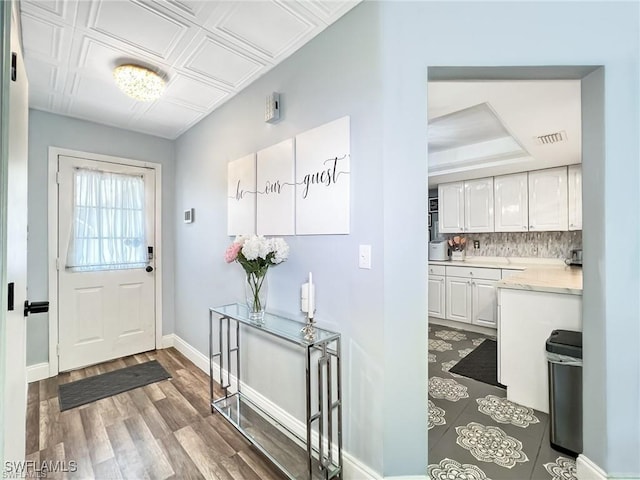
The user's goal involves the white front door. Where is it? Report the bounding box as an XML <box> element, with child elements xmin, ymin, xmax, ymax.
<box><xmin>57</xmin><ymin>155</ymin><xmax>156</xmax><ymax>371</ymax></box>
<box><xmin>2</xmin><ymin>1</ymin><xmax>29</xmax><ymax>463</ymax></box>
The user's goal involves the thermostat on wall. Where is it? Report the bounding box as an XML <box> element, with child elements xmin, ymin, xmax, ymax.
<box><xmin>184</xmin><ymin>208</ymin><xmax>194</xmax><ymax>224</ymax></box>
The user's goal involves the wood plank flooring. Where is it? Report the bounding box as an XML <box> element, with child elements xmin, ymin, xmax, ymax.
<box><xmin>26</xmin><ymin>348</ymin><xmax>286</xmax><ymax>480</ymax></box>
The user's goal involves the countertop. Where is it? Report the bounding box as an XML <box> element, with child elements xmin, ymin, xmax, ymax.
<box><xmin>429</xmin><ymin>256</ymin><xmax>583</xmax><ymax>295</ymax></box>
<box><xmin>496</xmin><ymin>265</ymin><xmax>582</xmax><ymax>296</ymax></box>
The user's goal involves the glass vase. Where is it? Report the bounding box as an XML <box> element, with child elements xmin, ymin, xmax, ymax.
<box><xmin>245</xmin><ymin>271</ymin><xmax>268</xmax><ymax>323</ymax></box>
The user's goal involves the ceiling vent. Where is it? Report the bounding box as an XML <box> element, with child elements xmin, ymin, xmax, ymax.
<box><xmin>535</xmin><ymin>131</ymin><xmax>567</xmax><ymax>145</ymax></box>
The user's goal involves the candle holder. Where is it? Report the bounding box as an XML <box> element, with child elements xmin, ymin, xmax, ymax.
<box><xmin>301</xmin><ymin>314</ymin><xmax>316</xmax><ymax>341</ymax></box>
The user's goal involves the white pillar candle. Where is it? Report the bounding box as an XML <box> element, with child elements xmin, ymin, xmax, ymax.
<box><xmin>308</xmin><ymin>272</ymin><xmax>314</xmax><ymax>319</ymax></box>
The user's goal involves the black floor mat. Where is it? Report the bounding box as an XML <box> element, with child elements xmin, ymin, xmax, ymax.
<box><xmin>58</xmin><ymin>360</ymin><xmax>171</xmax><ymax>411</ymax></box>
<box><xmin>449</xmin><ymin>339</ymin><xmax>505</xmax><ymax>388</ymax></box>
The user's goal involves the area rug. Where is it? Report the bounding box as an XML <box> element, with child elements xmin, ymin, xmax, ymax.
<box><xmin>58</xmin><ymin>360</ymin><xmax>171</xmax><ymax>411</ymax></box>
<box><xmin>449</xmin><ymin>339</ymin><xmax>505</xmax><ymax>388</ymax></box>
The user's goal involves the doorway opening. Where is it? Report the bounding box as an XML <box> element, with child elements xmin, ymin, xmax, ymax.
<box><xmin>426</xmin><ymin>65</ymin><xmax>602</xmax><ymax>473</ymax></box>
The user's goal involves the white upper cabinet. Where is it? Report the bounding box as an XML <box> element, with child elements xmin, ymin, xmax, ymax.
<box><xmin>494</xmin><ymin>173</ymin><xmax>529</xmax><ymax>232</ymax></box>
<box><xmin>528</xmin><ymin>167</ymin><xmax>569</xmax><ymax>231</ymax></box>
<box><xmin>568</xmin><ymin>164</ymin><xmax>582</xmax><ymax>231</ymax></box>
<box><xmin>438</xmin><ymin>182</ymin><xmax>465</xmax><ymax>233</ymax></box>
<box><xmin>464</xmin><ymin>178</ymin><xmax>494</xmax><ymax>233</ymax></box>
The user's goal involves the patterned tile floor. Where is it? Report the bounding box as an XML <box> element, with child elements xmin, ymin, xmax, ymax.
<box><xmin>428</xmin><ymin>322</ymin><xmax>577</xmax><ymax>480</ymax></box>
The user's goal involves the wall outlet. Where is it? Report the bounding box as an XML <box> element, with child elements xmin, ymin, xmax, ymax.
<box><xmin>473</xmin><ymin>240</ymin><xmax>480</xmax><ymax>250</ymax></box>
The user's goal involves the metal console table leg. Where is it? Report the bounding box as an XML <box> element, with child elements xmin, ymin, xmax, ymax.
<box><xmin>209</xmin><ymin>305</ymin><xmax>343</xmax><ymax>480</ymax></box>
<box><xmin>210</xmin><ymin>313</ymin><xmax>241</xmax><ymax>412</ymax></box>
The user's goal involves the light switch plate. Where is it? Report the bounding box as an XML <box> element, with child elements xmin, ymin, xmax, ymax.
<box><xmin>359</xmin><ymin>245</ymin><xmax>372</xmax><ymax>269</ymax></box>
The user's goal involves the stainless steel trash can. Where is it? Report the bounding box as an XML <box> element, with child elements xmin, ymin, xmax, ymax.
<box><xmin>546</xmin><ymin>329</ymin><xmax>582</xmax><ymax>456</ymax></box>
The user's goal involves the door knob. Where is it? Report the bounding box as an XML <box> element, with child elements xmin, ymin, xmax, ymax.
<box><xmin>146</xmin><ymin>266</ymin><xmax>154</xmax><ymax>272</ymax></box>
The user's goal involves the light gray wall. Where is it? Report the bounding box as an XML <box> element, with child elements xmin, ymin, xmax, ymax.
<box><xmin>174</xmin><ymin>2</ymin><xmax>393</xmax><ymax>474</ymax></box>
<box><xmin>377</xmin><ymin>0</ymin><xmax>639</xmax><ymax>476</ymax></box>
<box><xmin>174</xmin><ymin>1</ymin><xmax>640</xmax><ymax>476</ymax></box>
<box><xmin>27</xmin><ymin>110</ymin><xmax>176</xmax><ymax>365</ymax></box>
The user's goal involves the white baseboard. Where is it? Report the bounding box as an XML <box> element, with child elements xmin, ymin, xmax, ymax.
<box><xmin>165</xmin><ymin>334</ymin><xmax>383</xmax><ymax>480</ymax></box>
<box><xmin>577</xmin><ymin>455</ymin><xmax>607</xmax><ymax>480</ymax></box>
<box><xmin>27</xmin><ymin>362</ymin><xmax>50</xmax><ymax>383</ymax></box>
<box><xmin>429</xmin><ymin>317</ymin><xmax>496</xmax><ymax>336</ymax></box>
<box><xmin>161</xmin><ymin>334</ymin><xmax>175</xmax><ymax>348</ymax></box>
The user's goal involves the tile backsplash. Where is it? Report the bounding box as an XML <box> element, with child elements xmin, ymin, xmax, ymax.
<box><xmin>447</xmin><ymin>231</ymin><xmax>583</xmax><ymax>259</ymax></box>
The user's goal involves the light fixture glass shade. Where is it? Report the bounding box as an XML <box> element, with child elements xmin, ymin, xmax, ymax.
<box><xmin>113</xmin><ymin>64</ymin><xmax>165</xmax><ymax>102</ymax></box>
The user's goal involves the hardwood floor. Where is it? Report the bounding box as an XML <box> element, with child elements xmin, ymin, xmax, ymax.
<box><xmin>25</xmin><ymin>348</ymin><xmax>286</xmax><ymax>480</ymax></box>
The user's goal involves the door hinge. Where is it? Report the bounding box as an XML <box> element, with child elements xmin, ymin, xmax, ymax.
<box><xmin>56</xmin><ymin>258</ymin><xmax>60</xmax><ymax>270</ymax></box>
<box><xmin>56</xmin><ymin>344</ymin><xmax>60</xmax><ymax>356</ymax></box>
<box><xmin>56</xmin><ymin>171</ymin><xmax>61</xmax><ymax>184</ymax></box>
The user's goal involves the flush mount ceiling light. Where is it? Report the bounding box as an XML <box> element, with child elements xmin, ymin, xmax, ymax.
<box><xmin>113</xmin><ymin>64</ymin><xmax>165</xmax><ymax>102</ymax></box>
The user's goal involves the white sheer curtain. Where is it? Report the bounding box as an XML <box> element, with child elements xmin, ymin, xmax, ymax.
<box><xmin>66</xmin><ymin>168</ymin><xmax>147</xmax><ymax>271</ymax></box>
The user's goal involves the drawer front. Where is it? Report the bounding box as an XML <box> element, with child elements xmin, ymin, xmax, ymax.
<box><xmin>445</xmin><ymin>265</ymin><xmax>501</xmax><ymax>280</ymax></box>
<box><xmin>428</xmin><ymin>264</ymin><xmax>446</xmax><ymax>276</ymax></box>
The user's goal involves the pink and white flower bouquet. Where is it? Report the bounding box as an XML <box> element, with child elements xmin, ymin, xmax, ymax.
<box><xmin>225</xmin><ymin>235</ymin><xmax>289</xmax><ymax>320</ymax></box>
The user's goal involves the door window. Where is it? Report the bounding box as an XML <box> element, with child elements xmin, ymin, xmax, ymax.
<box><xmin>66</xmin><ymin>168</ymin><xmax>146</xmax><ymax>271</ymax></box>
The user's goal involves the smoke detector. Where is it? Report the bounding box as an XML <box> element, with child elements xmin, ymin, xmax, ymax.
<box><xmin>535</xmin><ymin>131</ymin><xmax>567</xmax><ymax>145</ymax></box>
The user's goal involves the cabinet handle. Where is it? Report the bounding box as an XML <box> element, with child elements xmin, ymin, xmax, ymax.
<box><xmin>529</xmin><ymin>225</ymin><xmax>534</xmax><ymax>229</ymax></box>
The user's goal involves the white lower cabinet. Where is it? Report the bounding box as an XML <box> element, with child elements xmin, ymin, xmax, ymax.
<box><xmin>443</xmin><ymin>266</ymin><xmax>500</xmax><ymax>328</ymax></box>
<box><xmin>445</xmin><ymin>276</ymin><xmax>472</xmax><ymax>323</ymax></box>
<box><xmin>472</xmin><ymin>279</ymin><xmax>497</xmax><ymax>328</ymax></box>
<box><xmin>428</xmin><ymin>275</ymin><xmax>446</xmax><ymax>318</ymax></box>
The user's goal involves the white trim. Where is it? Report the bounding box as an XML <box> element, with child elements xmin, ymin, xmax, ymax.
<box><xmin>577</xmin><ymin>454</ymin><xmax>608</xmax><ymax>480</ymax></box>
<box><xmin>166</xmin><ymin>333</ymin><xmax>381</xmax><ymax>480</ymax></box>
<box><xmin>161</xmin><ymin>334</ymin><xmax>175</xmax><ymax>348</ymax></box>
<box><xmin>171</xmin><ymin>334</ymin><xmax>209</xmax><ymax>372</ymax></box>
<box><xmin>47</xmin><ymin>147</ymin><xmax>163</xmax><ymax>375</ymax></box>
<box><xmin>26</xmin><ymin>363</ymin><xmax>50</xmax><ymax>383</ymax></box>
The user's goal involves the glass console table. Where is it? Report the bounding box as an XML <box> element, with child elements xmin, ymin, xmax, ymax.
<box><xmin>209</xmin><ymin>303</ymin><xmax>343</xmax><ymax>480</ymax></box>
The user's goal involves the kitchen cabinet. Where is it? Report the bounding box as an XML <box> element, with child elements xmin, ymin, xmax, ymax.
<box><xmin>464</xmin><ymin>178</ymin><xmax>494</xmax><ymax>232</ymax></box>
<box><xmin>439</xmin><ymin>178</ymin><xmax>493</xmax><ymax>233</ymax></box>
<box><xmin>568</xmin><ymin>164</ymin><xmax>582</xmax><ymax>230</ymax></box>
<box><xmin>445</xmin><ymin>266</ymin><xmax>500</xmax><ymax>328</ymax></box>
<box><xmin>528</xmin><ymin>167</ymin><xmax>569</xmax><ymax>231</ymax></box>
<box><xmin>428</xmin><ymin>275</ymin><xmax>446</xmax><ymax>318</ymax></box>
<box><xmin>438</xmin><ymin>182</ymin><xmax>464</xmax><ymax>233</ymax></box>
<box><xmin>494</xmin><ymin>173</ymin><xmax>529</xmax><ymax>232</ymax></box>
<box><xmin>428</xmin><ymin>265</ymin><xmax>446</xmax><ymax>318</ymax></box>
<box><xmin>445</xmin><ymin>276</ymin><xmax>471</xmax><ymax>323</ymax></box>
<box><xmin>472</xmin><ymin>279</ymin><xmax>498</xmax><ymax>327</ymax></box>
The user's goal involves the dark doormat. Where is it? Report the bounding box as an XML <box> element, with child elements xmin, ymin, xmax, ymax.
<box><xmin>449</xmin><ymin>339</ymin><xmax>505</xmax><ymax>388</ymax></box>
<box><xmin>58</xmin><ymin>360</ymin><xmax>171</xmax><ymax>411</ymax></box>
